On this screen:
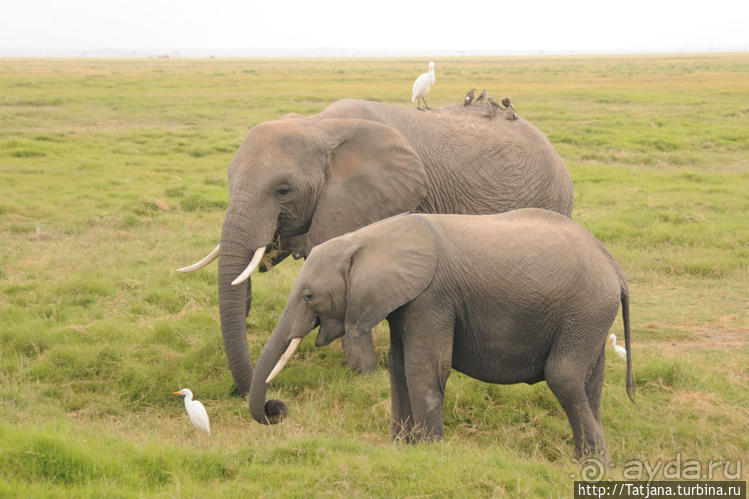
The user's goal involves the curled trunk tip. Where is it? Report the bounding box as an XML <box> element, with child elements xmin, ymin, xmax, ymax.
<box><xmin>257</xmin><ymin>399</ymin><xmax>288</xmax><ymax>425</ymax></box>
<box><xmin>250</xmin><ymin>333</ymin><xmax>297</xmax><ymax>425</ymax></box>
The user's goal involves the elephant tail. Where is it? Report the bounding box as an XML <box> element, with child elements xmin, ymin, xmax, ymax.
<box><xmin>621</xmin><ymin>288</ymin><xmax>635</xmax><ymax>403</ymax></box>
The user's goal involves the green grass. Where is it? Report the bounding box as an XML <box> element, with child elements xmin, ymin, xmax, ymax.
<box><xmin>1</xmin><ymin>54</ymin><xmax>748</xmax><ymax>496</ymax></box>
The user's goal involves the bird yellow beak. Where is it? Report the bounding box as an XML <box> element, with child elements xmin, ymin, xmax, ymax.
<box><xmin>172</xmin><ymin>391</ymin><xmax>181</xmax><ymax>395</ymax></box>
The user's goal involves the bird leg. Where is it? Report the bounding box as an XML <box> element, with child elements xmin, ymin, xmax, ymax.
<box><xmin>423</xmin><ymin>97</ymin><xmax>431</xmax><ymax>110</ymax></box>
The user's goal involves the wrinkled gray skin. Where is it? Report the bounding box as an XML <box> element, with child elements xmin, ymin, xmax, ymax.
<box><xmin>250</xmin><ymin>210</ymin><xmax>634</xmax><ymax>458</ymax></box>
<box><xmin>216</xmin><ymin>99</ymin><xmax>573</xmax><ymax>395</ymax></box>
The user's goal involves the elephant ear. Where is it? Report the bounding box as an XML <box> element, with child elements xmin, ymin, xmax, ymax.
<box><xmin>305</xmin><ymin>119</ymin><xmax>428</xmax><ymax>250</ymax></box>
<box><xmin>343</xmin><ymin>215</ymin><xmax>438</xmax><ymax>337</ymax></box>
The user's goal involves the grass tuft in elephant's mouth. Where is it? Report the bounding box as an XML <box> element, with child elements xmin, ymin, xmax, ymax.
<box><xmin>259</xmin><ymin>233</ymin><xmax>285</xmax><ymax>272</ymax></box>
<box><xmin>259</xmin><ymin>232</ymin><xmax>306</xmax><ymax>272</ymax></box>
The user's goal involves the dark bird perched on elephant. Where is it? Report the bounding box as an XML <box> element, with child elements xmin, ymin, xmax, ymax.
<box><xmin>486</xmin><ymin>96</ymin><xmax>501</xmax><ymax>119</ymax></box>
<box><xmin>502</xmin><ymin>96</ymin><xmax>517</xmax><ymax>120</ymax></box>
<box><xmin>177</xmin><ymin>98</ymin><xmax>573</xmax><ymax>396</ymax></box>
<box><xmin>250</xmin><ymin>210</ymin><xmax>635</xmax><ymax>458</ymax></box>
<box><xmin>501</xmin><ymin>96</ymin><xmax>514</xmax><ymax>112</ymax></box>
<box><xmin>464</xmin><ymin>88</ymin><xmax>476</xmax><ymax>106</ymax></box>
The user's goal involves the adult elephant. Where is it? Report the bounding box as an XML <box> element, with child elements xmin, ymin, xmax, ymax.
<box><xmin>178</xmin><ymin>99</ymin><xmax>573</xmax><ymax>395</ymax></box>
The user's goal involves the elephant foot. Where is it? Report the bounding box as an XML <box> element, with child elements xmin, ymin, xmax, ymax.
<box><xmin>392</xmin><ymin>425</ymin><xmax>443</xmax><ymax>444</ymax></box>
<box><xmin>341</xmin><ymin>333</ymin><xmax>378</xmax><ymax>374</ymax></box>
<box><xmin>574</xmin><ymin>446</ymin><xmax>609</xmax><ymax>466</ymax></box>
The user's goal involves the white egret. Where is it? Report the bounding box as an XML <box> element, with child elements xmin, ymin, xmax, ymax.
<box><xmin>608</xmin><ymin>334</ymin><xmax>627</xmax><ymax>359</ymax></box>
<box><xmin>411</xmin><ymin>61</ymin><xmax>436</xmax><ymax>110</ymax></box>
<box><xmin>173</xmin><ymin>388</ymin><xmax>211</xmax><ymax>434</ymax></box>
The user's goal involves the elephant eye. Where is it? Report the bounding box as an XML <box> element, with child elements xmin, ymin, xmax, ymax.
<box><xmin>275</xmin><ymin>185</ymin><xmax>291</xmax><ymax>197</ymax></box>
<box><xmin>302</xmin><ymin>291</ymin><xmax>313</xmax><ymax>303</ymax></box>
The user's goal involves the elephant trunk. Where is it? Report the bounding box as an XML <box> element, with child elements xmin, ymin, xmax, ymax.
<box><xmin>217</xmin><ymin>206</ymin><xmax>275</xmax><ymax>395</ymax></box>
<box><xmin>249</xmin><ymin>299</ymin><xmax>316</xmax><ymax>424</ymax></box>
<box><xmin>249</xmin><ymin>324</ymin><xmax>291</xmax><ymax>424</ymax></box>
<box><xmin>218</xmin><ymin>241</ymin><xmax>254</xmax><ymax>395</ymax></box>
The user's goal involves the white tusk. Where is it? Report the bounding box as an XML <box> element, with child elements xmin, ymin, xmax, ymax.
<box><xmin>231</xmin><ymin>246</ymin><xmax>266</xmax><ymax>286</ymax></box>
<box><xmin>177</xmin><ymin>244</ymin><xmax>220</xmax><ymax>273</ymax></box>
<box><xmin>266</xmin><ymin>338</ymin><xmax>302</xmax><ymax>383</ymax></box>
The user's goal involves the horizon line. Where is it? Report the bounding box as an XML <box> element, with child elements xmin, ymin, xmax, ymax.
<box><xmin>1</xmin><ymin>45</ymin><xmax>748</xmax><ymax>58</ymax></box>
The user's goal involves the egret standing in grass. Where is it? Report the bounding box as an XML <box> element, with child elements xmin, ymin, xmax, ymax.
<box><xmin>412</xmin><ymin>61</ymin><xmax>435</xmax><ymax>110</ymax></box>
<box><xmin>173</xmin><ymin>388</ymin><xmax>211</xmax><ymax>434</ymax></box>
<box><xmin>608</xmin><ymin>334</ymin><xmax>627</xmax><ymax>359</ymax></box>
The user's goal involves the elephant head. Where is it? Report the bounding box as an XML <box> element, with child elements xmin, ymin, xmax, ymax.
<box><xmin>249</xmin><ymin>215</ymin><xmax>437</xmax><ymax>423</ymax></box>
<box><xmin>179</xmin><ymin>118</ymin><xmax>428</xmax><ymax>395</ymax></box>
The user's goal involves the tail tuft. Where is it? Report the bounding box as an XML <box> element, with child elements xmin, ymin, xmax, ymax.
<box><xmin>622</xmin><ymin>290</ymin><xmax>635</xmax><ymax>403</ymax></box>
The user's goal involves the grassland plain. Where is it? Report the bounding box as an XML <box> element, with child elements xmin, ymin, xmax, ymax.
<box><xmin>0</xmin><ymin>54</ymin><xmax>747</xmax><ymax>497</ymax></box>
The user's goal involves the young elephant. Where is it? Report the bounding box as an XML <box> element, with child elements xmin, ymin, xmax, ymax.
<box><xmin>249</xmin><ymin>209</ymin><xmax>634</xmax><ymax>457</ymax></box>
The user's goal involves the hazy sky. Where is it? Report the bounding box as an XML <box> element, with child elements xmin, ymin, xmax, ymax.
<box><xmin>1</xmin><ymin>0</ymin><xmax>747</xmax><ymax>53</ymax></box>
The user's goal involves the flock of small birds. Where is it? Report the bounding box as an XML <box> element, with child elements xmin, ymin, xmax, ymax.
<box><xmin>469</xmin><ymin>90</ymin><xmax>517</xmax><ymax>120</ymax></box>
<box><xmin>171</xmin><ymin>63</ymin><xmax>630</xmax><ymax>436</ymax></box>
<box><xmin>410</xmin><ymin>62</ymin><xmax>517</xmax><ymax>120</ymax></box>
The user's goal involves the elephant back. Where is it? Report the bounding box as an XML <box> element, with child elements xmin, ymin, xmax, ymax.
<box><xmin>317</xmin><ymin>99</ymin><xmax>573</xmax><ymax>218</ymax></box>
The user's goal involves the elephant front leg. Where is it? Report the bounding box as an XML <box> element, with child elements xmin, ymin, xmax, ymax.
<box><xmin>401</xmin><ymin>316</ymin><xmax>454</xmax><ymax>442</ymax></box>
<box><xmin>388</xmin><ymin>334</ymin><xmax>413</xmax><ymax>441</ymax></box>
<box><xmin>341</xmin><ymin>331</ymin><xmax>378</xmax><ymax>374</ymax></box>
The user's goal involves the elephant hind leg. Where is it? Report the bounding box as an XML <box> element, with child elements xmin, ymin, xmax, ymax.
<box><xmin>545</xmin><ymin>342</ymin><xmax>606</xmax><ymax>458</ymax></box>
<box><xmin>585</xmin><ymin>344</ymin><xmax>606</xmax><ymax>426</ymax></box>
